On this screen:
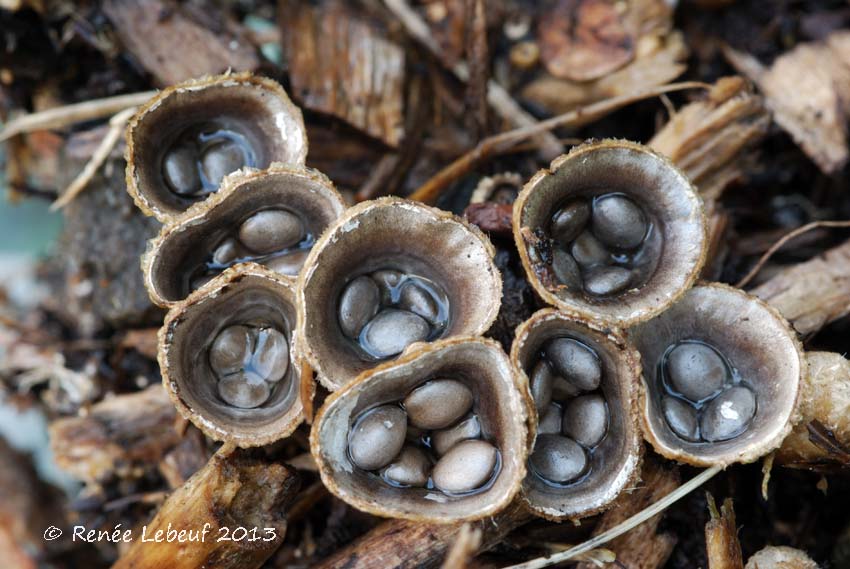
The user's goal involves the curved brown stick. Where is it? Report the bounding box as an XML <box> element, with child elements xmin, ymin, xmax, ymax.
<box><xmin>408</xmin><ymin>81</ymin><xmax>709</xmax><ymax>204</ymax></box>
<box><xmin>736</xmin><ymin>221</ymin><xmax>850</xmax><ymax>289</ymax></box>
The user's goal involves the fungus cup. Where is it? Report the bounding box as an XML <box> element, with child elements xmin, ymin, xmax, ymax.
<box><xmin>513</xmin><ymin>139</ymin><xmax>707</xmax><ymax>327</ymax></box>
<box><xmin>142</xmin><ymin>164</ymin><xmax>345</xmax><ymax>307</ymax></box>
<box><xmin>126</xmin><ymin>72</ymin><xmax>307</xmax><ymax>223</ymax></box>
<box><xmin>310</xmin><ymin>337</ymin><xmax>532</xmax><ymax>523</ymax></box>
<box><xmin>159</xmin><ymin>264</ymin><xmax>305</xmax><ymax>447</ymax></box>
<box><xmin>630</xmin><ymin>283</ymin><xmax>804</xmax><ymax>466</ymax></box>
<box><xmin>298</xmin><ymin>197</ymin><xmax>502</xmax><ymax>390</ymax></box>
<box><xmin>511</xmin><ymin>308</ymin><xmax>643</xmax><ymax>520</ymax></box>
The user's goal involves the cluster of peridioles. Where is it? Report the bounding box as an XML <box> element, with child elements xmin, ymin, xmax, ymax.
<box><xmin>126</xmin><ymin>74</ymin><xmax>804</xmax><ymax>525</ymax></box>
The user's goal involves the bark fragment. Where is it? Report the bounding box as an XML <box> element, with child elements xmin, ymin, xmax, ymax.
<box><xmin>281</xmin><ymin>1</ymin><xmax>405</xmax><ymax>147</ymax></box>
<box><xmin>705</xmin><ymin>496</ymin><xmax>744</xmax><ymax>569</ymax></box>
<box><xmin>103</xmin><ymin>0</ymin><xmax>259</xmax><ymax>86</ymax></box>
<box><xmin>313</xmin><ymin>500</ymin><xmax>532</xmax><ymax>569</ymax></box>
<box><xmin>112</xmin><ymin>448</ymin><xmax>298</xmax><ymax>569</ymax></box>
<box><xmin>49</xmin><ymin>385</ymin><xmax>179</xmax><ymax>486</ymax></box>
<box><xmin>750</xmin><ymin>238</ymin><xmax>850</xmax><ymax>336</ymax></box>
<box><xmin>43</xmin><ymin>128</ymin><xmax>162</xmax><ymax>336</ymax></box>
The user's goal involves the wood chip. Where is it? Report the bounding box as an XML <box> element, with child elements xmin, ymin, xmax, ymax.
<box><xmin>48</xmin><ymin>385</ymin><xmax>179</xmax><ymax>485</ymax></box>
<box><xmin>103</xmin><ymin>0</ymin><xmax>259</xmax><ymax>87</ymax></box>
<box><xmin>751</xmin><ymin>237</ymin><xmax>850</xmax><ymax>335</ymax></box>
<box><xmin>282</xmin><ymin>1</ymin><xmax>405</xmax><ymax>147</ymax></box>
<box><xmin>649</xmin><ymin>76</ymin><xmax>769</xmax><ymax>202</ymax></box>
<box><xmin>705</xmin><ymin>496</ymin><xmax>744</xmax><ymax>569</ymax></box>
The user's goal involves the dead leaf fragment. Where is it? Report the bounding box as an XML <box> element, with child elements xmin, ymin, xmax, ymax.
<box><xmin>523</xmin><ymin>0</ymin><xmax>685</xmax><ymax>113</ymax></box>
<box><xmin>725</xmin><ymin>31</ymin><xmax>850</xmax><ymax>174</ymax></box>
<box><xmin>538</xmin><ymin>0</ymin><xmax>634</xmax><ymax>82</ymax></box>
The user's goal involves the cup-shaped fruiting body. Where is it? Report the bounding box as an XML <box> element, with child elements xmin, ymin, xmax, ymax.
<box><xmin>745</xmin><ymin>546</ymin><xmax>818</xmax><ymax>569</ymax></box>
<box><xmin>126</xmin><ymin>72</ymin><xmax>307</xmax><ymax>223</ymax></box>
<box><xmin>513</xmin><ymin>139</ymin><xmax>707</xmax><ymax>327</ymax></box>
<box><xmin>310</xmin><ymin>337</ymin><xmax>531</xmax><ymax>522</ymax></box>
<box><xmin>159</xmin><ymin>264</ymin><xmax>304</xmax><ymax>447</ymax></box>
<box><xmin>142</xmin><ymin>165</ymin><xmax>345</xmax><ymax>307</ymax></box>
<box><xmin>630</xmin><ymin>283</ymin><xmax>804</xmax><ymax>466</ymax></box>
<box><xmin>776</xmin><ymin>351</ymin><xmax>850</xmax><ymax>468</ymax></box>
<box><xmin>511</xmin><ymin>308</ymin><xmax>642</xmax><ymax>520</ymax></box>
<box><xmin>298</xmin><ymin>197</ymin><xmax>502</xmax><ymax>390</ymax></box>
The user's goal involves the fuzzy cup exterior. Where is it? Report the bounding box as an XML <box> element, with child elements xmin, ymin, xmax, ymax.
<box><xmin>511</xmin><ymin>309</ymin><xmax>643</xmax><ymax>521</ymax></box>
<box><xmin>513</xmin><ymin>139</ymin><xmax>708</xmax><ymax>328</ymax></box>
<box><xmin>745</xmin><ymin>546</ymin><xmax>818</xmax><ymax>569</ymax></box>
<box><xmin>297</xmin><ymin>197</ymin><xmax>503</xmax><ymax>391</ymax></box>
<box><xmin>310</xmin><ymin>337</ymin><xmax>532</xmax><ymax>523</ymax></box>
<box><xmin>142</xmin><ymin>164</ymin><xmax>346</xmax><ymax>307</ymax></box>
<box><xmin>126</xmin><ymin>72</ymin><xmax>308</xmax><ymax>224</ymax></box>
<box><xmin>159</xmin><ymin>264</ymin><xmax>307</xmax><ymax>447</ymax></box>
<box><xmin>777</xmin><ymin>351</ymin><xmax>850</xmax><ymax>466</ymax></box>
<box><xmin>630</xmin><ymin>283</ymin><xmax>805</xmax><ymax>467</ymax></box>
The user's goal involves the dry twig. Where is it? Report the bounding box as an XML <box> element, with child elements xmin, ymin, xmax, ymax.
<box><xmin>113</xmin><ymin>448</ymin><xmax>298</xmax><ymax>569</ymax></box>
<box><xmin>383</xmin><ymin>0</ymin><xmax>563</xmax><ymax>158</ymax></box>
<box><xmin>504</xmin><ymin>466</ymin><xmax>723</xmax><ymax>569</ymax></box>
<box><xmin>0</xmin><ymin>91</ymin><xmax>154</xmax><ymax>142</ymax></box>
<box><xmin>408</xmin><ymin>81</ymin><xmax>709</xmax><ymax>204</ymax></box>
<box><xmin>736</xmin><ymin>220</ymin><xmax>850</xmax><ymax>288</ymax></box>
<box><xmin>50</xmin><ymin>106</ymin><xmax>136</xmax><ymax>210</ymax></box>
